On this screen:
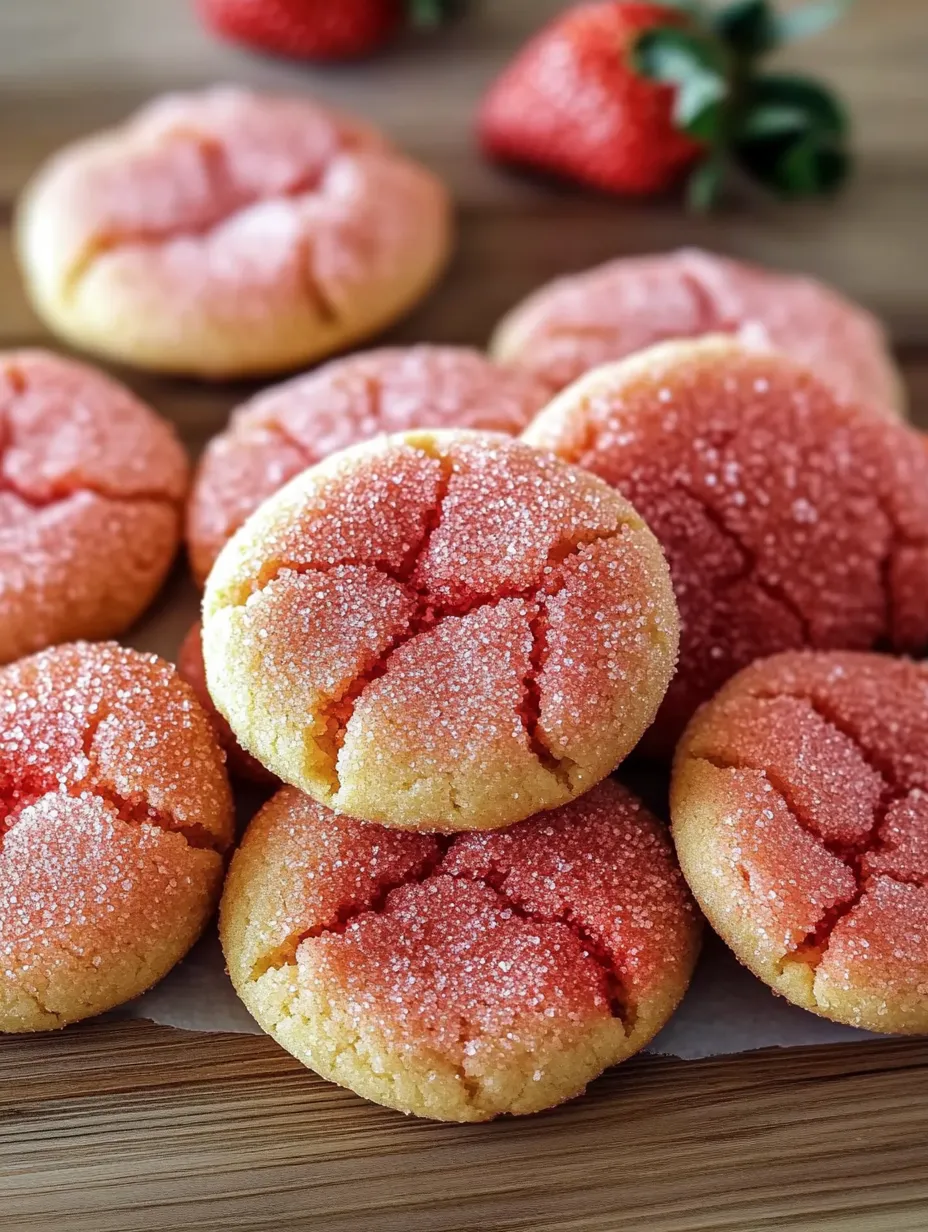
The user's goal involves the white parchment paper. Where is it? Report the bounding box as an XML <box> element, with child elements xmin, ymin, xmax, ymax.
<box><xmin>119</xmin><ymin>929</ymin><xmax>879</xmax><ymax>1058</ymax></box>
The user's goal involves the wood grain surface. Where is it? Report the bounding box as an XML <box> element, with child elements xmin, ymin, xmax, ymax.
<box><xmin>2</xmin><ymin>3</ymin><xmax>928</xmax><ymax>1230</ymax></box>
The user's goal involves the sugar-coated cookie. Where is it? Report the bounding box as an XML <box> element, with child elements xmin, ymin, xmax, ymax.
<box><xmin>221</xmin><ymin>779</ymin><xmax>701</xmax><ymax>1121</ymax></box>
<box><xmin>203</xmin><ymin>429</ymin><xmax>678</xmax><ymax>831</ymax></box>
<box><xmin>16</xmin><ymin>87</ymin><xmax>451</xmax><ymax>377</ymax></box>
<box><xmin>524</xmin><ymin>337</ymin><xmax>928</xmax><ymax>754</ymax></box>
<box><xmin>187</xmin><ymin>345</ymin><xmax>550</xmax><ymax>586</ymax></box>
<box><xmin>0</xmin><ymin>349</ymin><xmax>187</xmax><ymax>665</ymax></box>
<box><xmin>493</xmin><ymin>248</ymin><xmax>903</xmax><ymax>416</ymax></box>
<box><xmin>0</xmin><ymin>642</ymin><xmax>233</xmax><ymax>1032</ymax></box>
<box><xmin>672</xmin><ymin>651</ymin><xmax>928</xmax><ymax>1034</ymax></box>
<box><xmin>177</xmin><ymin>620</ymin><xmax>277</xmax><ymax>785</ymax></box>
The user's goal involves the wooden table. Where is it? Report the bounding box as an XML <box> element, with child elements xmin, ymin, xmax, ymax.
<box><xmin>2</xmin><ymin>3</ymin><xmax>928</xmax><ymax>1229</ymax></box>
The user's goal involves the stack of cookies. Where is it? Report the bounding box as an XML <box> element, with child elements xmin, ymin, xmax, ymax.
<box><xmin>3</xmin><ymin>86</ymin><xmax>927</xmax><ymax>1123</ymax></box>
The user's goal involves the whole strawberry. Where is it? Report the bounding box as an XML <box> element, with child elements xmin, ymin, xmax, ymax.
<box><xmin>197</xmin><ymin>0</ymin><xmax>458</xmax><ymax>61</ymax></box>
<box><xmin>479</xmin><ymin>0</ymin><xmax>852</xmax><ymax>207</ymax></box>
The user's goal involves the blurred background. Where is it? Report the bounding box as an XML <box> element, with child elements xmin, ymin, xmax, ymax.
<box><xmin>2</xmin><ymin>0</ymin><xmax>927</xmax><ymax>361</ymax></box>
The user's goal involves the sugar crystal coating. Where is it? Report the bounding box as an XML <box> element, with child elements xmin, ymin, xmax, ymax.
<box><xmin>0</xmin><ymin>349</ymin><xmax>188</xmax><ymax>665</ymax></box>
<box><xmin>525</xmin><ymin>337</ymin><xmax>928</xmax><ymax>753</ymax></box>
<box><xmin>0</xmin><ymin>641</ymin><xmax>233</xmax><ymax>1032</ymax></box>
<box><xmin>16</xmin><ymin>87</ymin><xmax>451</xmax><ymax>377</ymax></box>
<box><xmin>672</xmin><ymin>649</ymin><xmax>928</xmax><ymax>1033</ymax></box>
<box><xmin>203</xmin><ymin>430</ymin><xmax>679</xmax><ymax>831</ymax></box>
<box><xmin>187</xmin><ymin>345</ymin><xmax>550</xmax><ymax>585</ymax></box>
<box><xmin>177</xmin><ymin>621</ymin><xmax>277</xmax><ymax>785</ymax></box>
<box><xmin>493</xmin><ymin>248</ymin><xmax>903</xmax><ymax>415</ymax></box>
<box><xmin>220</xmin><ymin>778</ymin><xmax>700</xmax><ymax>1121</ymax></box>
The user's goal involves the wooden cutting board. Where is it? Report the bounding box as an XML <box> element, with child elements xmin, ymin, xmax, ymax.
<box><xmin>2</xmin><ymin>3</ymin><xmax>928</xmax><ymax>1229</ymax></box>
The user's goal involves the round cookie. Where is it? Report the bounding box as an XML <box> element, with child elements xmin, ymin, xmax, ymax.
<box><xmin>0</xmin><ymin>641</ymin><xmax>234</xmax><ymax>1033</ymax></box>
<box><xmin>202</xmin><ymin>429</ymin><xmax>678</xmax><ymax>831</ymax></box>
<box><xmin>177</xmin><ymin>620</ymin><xmax>277</xmax><ymax>785</ymax></box>
<box><xmin>672</xmin><ymin>650</ymin><xmax>928</xmax><ymax>1034</ymax></box>
<box><xmin>187</xmin><ymin>345</ymin><xmax>551</xmax><ymax>587</ymax></box>
<box><xmin>492</xmin><ymin>248</ymin><xmax>903</xmax><ymax>416</ymax></box>
<box><xmin>15</xmin><ymin>87</ymin><xmax>451</xmax><ymax>378</ymax></box>
<box><xmin>221</xmin><ymin>778</ymin><xmax>701</xmax><ymax>1121</ymax></box>
<box><xmin>0</xmin><ymin>349</ymin><xmax>188</xmax><ymax>665</ymax></box>
<box><xmin>524</xmin><ymin>336</ymin><xmax>928</xmax><ymax>755</ymax></box>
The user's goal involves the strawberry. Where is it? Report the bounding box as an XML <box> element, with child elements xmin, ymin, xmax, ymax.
<box><xmin>197</xmin><ymin>0</ymin><xmax>459</xmax><ymax>61</ymax></box>
<box><xmin>479</xmin><ymin>0</ymin><xmax>852</xmax><ymax>207</ymax></box>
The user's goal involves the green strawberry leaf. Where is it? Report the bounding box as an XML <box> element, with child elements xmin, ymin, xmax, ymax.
<box><xmin>686</xmin><ymin>157</ymin><xmax>725</xmax><ymax>210</ymax></box>
<box><xmin>675</xmin><ymin>72</ymin><xmax>728</xmax><ymax>138</ymax></box>
<box><xmin>406</xmin><ymin>0</ymin><xmax>464</xmax><ymax>27</ymax></box>
<box><xmin>633</xmin><ymin>28</ymin><xmax>730</xmax><ymax>138</ymax></box>
<box><xmin>633</xmin><ymin>27</ymin><xmax>728</xmax><ymax>79</ymax></box>
<box><xmin>735</xmin><ymin>127</ymin><xmax>849</xmax><ymax>197</ymax></box>
<box><xmin>744</xmin><ymin>74</ymin><xmax>848</xmax><ymax>136</ymax></box>
<box><xmin>713</xmin><ymin>0</ymin><xmax>779</xmax><ymax>57</ymax></box>
<box><xmin>774</xmin><ymin>0</ymin><xmax>853</xmax><ymax>45</ymax></box>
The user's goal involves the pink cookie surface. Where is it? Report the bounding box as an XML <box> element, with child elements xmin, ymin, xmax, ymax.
<box><xmin>525</xmin><ymin>337</ymin><xmax>928</xmax><ymax>754</ymax></box>
<box><xmin>187</xmin><ymin>346</ymin><xmax>550</xmax><ymax>586</ymax></box>
<box><xmin>221</xmin><ymin>778</ymin><xmax>700</xmax><ymax>1120</ymax></box>
<box><xmin>0</xmin><ymin>641</ymin><xmax>233</xmax><ymax>1032</ymax></box>
<box><xmin>16</xmin><ymin>88</ymin><xmax>451</xmax><ymax>377</ymax></box>
<box><xmin>673</xmin><ymin>650</ymin><xmax>928</xmax><ymax>1034</ymax></box>
<box><xmin>493</xmin><ymin>248</ymin><xmax>902</xmax><ymax>417</ymax></box>
<box><xmin>202</xmin><ymin>430</ymin><xmax>679</xmax><ymax>831</ymax></box>
<box><xmin>0</xmin><ymin>349</ymin><xmax>187</xmax><ymax>665</ymax></box>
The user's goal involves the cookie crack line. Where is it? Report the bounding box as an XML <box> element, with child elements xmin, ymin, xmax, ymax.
<box><xmin>0</xmin><ymin>474</ymin><xmax>181</xmax><ymax>513</ymax></box>
<box><xmin>250</xmin><ymin>839</ymin><xmax>635</xmax><ymax>1033</ymax></box>
<box><xmin>221</xmin><ymin>436</ymin><xmax>637</xmax><ymax>791</ymax></box>
<box><xmin>287</xmin><ymin>528</ymin><xmax>625</xmax><ymax>795</ymax></box>
<box><xmin>0</xmin><ymin>707</ymin><xmax>226</xmax><ymax>856</ymax></box>
<box><xmin>689</xmin><ymin>749</ymin><xmax>920</xmax><ymax>974</ymax></box>
<box><xmin>57</xmin><ymin>129</ymin><xmax>353</xmax><ymax>305</ymax></box>
<box><xmin>748</xmin><ymin>689</ymin><xmax>909</xmax><ymax>794</ymax></box>
<box><xmin>671</xmin><ymin>478</ymin><xmax>813</xmax><ymax>642</ymax></box>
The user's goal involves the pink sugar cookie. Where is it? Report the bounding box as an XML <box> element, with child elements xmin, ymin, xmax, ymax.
<box><xmin>177</xmin><ymin>620</ymin><xmax>277</xmax><ymax>785</ymax></box>
<box><xmin>202</xmin><ymin>430</ymin><xmax>678</xmax><ymax>831</ymax></box>
<box><xmin>16</xmin><ymin>87</ymin><xmax>451</xmax><ymax>378</ymax></box>
<box><xmin>221</xmin><ymin>778</ymin><xmax>700</xmax><ymax>1120</ymax></box>
<box><xmin>0</xmin><ymin>349</ymin><xmax>187</xmax><ymax>665</ymax></box>
<box><xmin>672</xmin><ymin>650</ymin><xmax>928</xmax><ymax>1034</ymax></box>
<box><xmin>186</xmin><ymin>345</ymin><xmax>550</xmax><ymax>586</ymax></box>
<box><xmin>524</xmin><ymin>336</ymin><xmax>928</xmax><ymax>755</ymax></box>
<box><xmin>492</xmin><ymin>248</ymin><xmax>903</xmax><ymax>417</ymax></box>
<box><xmin>0</xmin><ymin>641</ymin><xmax>233</xmax><ymax>1032</ymax></box>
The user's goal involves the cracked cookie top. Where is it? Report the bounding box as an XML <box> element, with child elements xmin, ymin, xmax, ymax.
<box><xmin>15</xmin><ymin>87</ymin><xmax>451</xmax><ymax>377</ymax></box>
<box><xmin>671</xmin><ymin>649</ymin><xmax>928</xmax><ymax>1035</ymax></box>
<box><xmin>492</xmin><ymin>248</ymin><xmax>903</xmax><ymax>416</ymax></box>
<box><xmin>220</xmin><ymin>778</ymin><xmax>700</xmax><ymax>1121</ymax></box>
<box><xmin>186</xmin><ymin>345</ymin><xmax>552</xmax><ymax>587</ymax></box>
<box><xmin>524</xmin><ymin>336</ymin><xmax>928</xmax><ymax>755</ymax></box>
<box><xmin>202</xmin><ymin>429</ymin><xmax>679</xmax><ymax>831</ymax></box>
<box><xmin>0</xmin><ymin>349</ymin><xmax>188</xmax><ymax>666</ymax></box>
<box><xmin>0</xmin><ymin>641</ymin><xmax>233</xmax><ymax>1033</ymax></box>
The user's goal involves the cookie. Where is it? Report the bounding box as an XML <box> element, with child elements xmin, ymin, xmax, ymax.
<box><xmin>492</xmin><ymin>248</ymin><xmax>903</xmax><ymax>416</ymax></box>
<box><xmin>16</xmin><ymin>87</ymin><xmax>451</xmax><ymax>377</ymax></box>
<box><xmin>221</xmin><ymin>778</ymin><xmax>700</xmax><ymax>1121</ymax></box>
<box><xmin>0</xmin><ymin>349</ymin><xmax>188</xmax><ymax>665</ymax></box>
<box><xmin>187</xmin><ymin>345</ymin><xmax>550</xmax><ymax>586</ymax></box>
<box><xmin>203</xmin><ymin>429</ymin><xmax>677</xmax><ymax>830</ymax></box>
<box><xmin>672</xmin><ymin>650</ymin><xmax>928</xmax><ymax>1034</ymax></box>
<box><xmin>524</xmin><ymin>336</ymin><xmax>928</xmax><ymax>754</ymax></box>
<box><xmin>0</xmin><ymin>642</ymin><xmax>233</xmax><ymax>1033</ymax></box>
<box><xmin>177</xmin><ymin>620</ymin><xmax>276</xmax><ymax>785</ymax></box>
